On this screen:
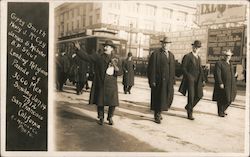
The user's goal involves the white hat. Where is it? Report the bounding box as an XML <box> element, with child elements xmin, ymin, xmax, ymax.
<box><xmin>222</xmin><ymin>49</ymin><xmax>233</xmax><ymax>56</ymax></box>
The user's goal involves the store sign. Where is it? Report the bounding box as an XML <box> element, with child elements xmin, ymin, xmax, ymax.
<box><xmin>198</xmin><ymin>4</ymin><xmax>246</xmax><ymax>25</ymax></box>
<box><xmin>207</xmin><ymin>27</ymin><xmax>244</xmax><ymax>64</ymax></box>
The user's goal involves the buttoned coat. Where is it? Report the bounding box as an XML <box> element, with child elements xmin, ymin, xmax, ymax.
<box><xmin>178</xmin><ymin>52</ymin><xmax>204</xmax><ymax>99</ymax></box>
<box><xmin>147</xmin><ymin>48</ymin><xmax>175</xmax><ymax>111</ymax></box>
<box><xmin>212</xmin><ymin>60</ymin><xmax>237</xmax><ymax>103</ymax></box>
<box><xmin>76</xmin><ymin>49</ymin><xmax>122</xmax><ymax>107</ymax></box>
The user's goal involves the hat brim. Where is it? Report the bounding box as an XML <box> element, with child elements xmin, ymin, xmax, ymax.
<box><xmin>160</xmin><ymin>41</ymin><xmax>172</xmax><ymax>43</ymax></box>
<box><xmin>192</xmin><ymin>44</ymin><xmax>202</xmax><ymax>47</ymax></box>
<box><xmin>103</xmin><ymin>44</ymin><xmax>116</xmax><ymax>48</ymax></box>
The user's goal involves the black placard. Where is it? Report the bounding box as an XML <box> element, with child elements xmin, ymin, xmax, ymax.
<box><xmin>6</xmin><ymin>2</ymin><xmax>49</xmax><ymax>151</ymax></box>
<box><xmin>207</xmin><ymin>27</ymin><xmax>244</xmax><ymax>63</ymax></box>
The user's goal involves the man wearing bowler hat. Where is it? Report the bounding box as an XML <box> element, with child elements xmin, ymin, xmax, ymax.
<box><xmin>147</xmin><ymin>37</ymin><xmax>176</xmax><ymax>124</ymax></box>
<box><xmin>212</xmin><ymin>49</ymin><xmax>237</xmax><ymax>117</ymax></box>
<box><xmin>179</xmin><ymin>40</ymin><xmax>205</xmax><ymax>120</ymax></box>
<box><xmin>74</xmin><ymin>40</ymin><xmax>122</xmax><ymax>125</ymax></box>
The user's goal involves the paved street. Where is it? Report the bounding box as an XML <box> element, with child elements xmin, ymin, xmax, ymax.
<box><xmin>55</xmin><ymin>76</ymin><xmax>246</xmax><ymax>153</ymax></box>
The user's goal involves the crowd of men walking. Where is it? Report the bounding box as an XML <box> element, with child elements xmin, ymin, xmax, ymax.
<box><xmin>56</xmin><ymin>37</ymin><xmax>238</xmax><ymax>125</ymax></box>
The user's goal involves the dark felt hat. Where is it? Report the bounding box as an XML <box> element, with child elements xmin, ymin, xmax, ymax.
<box><xmin>191</xmin><ymin>40</ymin><xmax>202</xmax><ymax>48</ymax></box>
<box><xmin>127</xmin><ymin>52</ymin><xmax>132</xmax><ymax>57</ymax></box>
<box><xmin>160</xmin><ymin>37</ymin><xmax>172</xmax><ymax>43</ymax></box>
<box><xmin>102</xmin><ymin>40</ymin><xmax>116</xmax><ymax>48</ymax></box>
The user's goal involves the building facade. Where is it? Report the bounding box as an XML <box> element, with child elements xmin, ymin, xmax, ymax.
<box><xmin>55</xmin><ymin>2</ymin><xmax>197</xmax><ymax>58</ymax></box>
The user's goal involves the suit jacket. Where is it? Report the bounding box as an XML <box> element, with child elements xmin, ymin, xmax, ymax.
<box><xmin>178</xmin><ymin>52</ymin><xmax>204</xmax><ymax>98</ymax></box>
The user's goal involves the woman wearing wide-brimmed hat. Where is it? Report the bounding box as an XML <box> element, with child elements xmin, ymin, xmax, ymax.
<box><xmin>212</xmin><ymin>49</ymin><xmax>237</xmax><ymax>117</ymax></box>
<box><xmin>74</xmin><ymin>40</ymin><xmax>122</xmax><ymax>125</ymax></box>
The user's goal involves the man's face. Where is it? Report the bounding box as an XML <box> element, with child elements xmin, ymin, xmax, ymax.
<box><xmin>104</xmin><ymin>45</ymin><xmax>113</xmax><ymax>55</ymax></box>
<box><xmin>225</xmin><ymin>55</ymin><xmax>232</xmax><ymax>61</ymax></box>
<box><xmin>162</xmin><ymin>42</ymin><xmax>171</xmax><ymax>51</ymax></box>
<box><xmin>193</xmin><ymin>47</ymin><xmax>201</xmax><ymax>53</ymax></box>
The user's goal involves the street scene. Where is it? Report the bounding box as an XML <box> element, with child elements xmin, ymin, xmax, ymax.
<box><xmin>55</xmin><ymin>77</ymin><xmax>246</xmax><ymax>153</ymax></box>
<box><xmin>54</xmin><ymin>1</ymin><xmax>248</xmax><ymax>156</ymax></box>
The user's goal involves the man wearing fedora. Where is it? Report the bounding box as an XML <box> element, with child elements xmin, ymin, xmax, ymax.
<box><xmin>212</xmin><ymin>49</ymin><xmax>237</xmax><ymax>117</ymax></box>
<box><xmin>74</xmin><ymin>40</ymin><xmax>122</xmax><ymax>125</ymax></box>
<box><xmin>147</xmin><ymin>37</ymin><xmax>175</xmax><ymax>124</ymax></box>
<box><xmin>178</xmin><ymin>40</ymin><xmax>205</xmax><ymax>120</ymax></box>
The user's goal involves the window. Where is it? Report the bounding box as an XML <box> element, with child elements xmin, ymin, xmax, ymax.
<box><xmin>66</xmin><ymin>11</ymin><xmax>69</xmax><ymax>20</ymax></box>
<box><xmin>82</xmin><ymin>6</ymin><xmax>86</xmax><ymax>15</ymax></box>
<box><xmin>108</xmin><ymin>13</ymin><xmax>119</xmax><ymax>25</ymax></box>
<box><xmin>89</xmin><ymin>16</ymin><xmax>93</xmax><ymax>25</ymax></box>
<box><xmin>109</xmin><ymin>2</ymin><xmax>120</xmax><ymax>10</ymax></box>
<box><xmin>76</xmin><ymin>7</ymin><xmax>80</xmax><ymax>16</ymax></box>
<box><xmin>145</xmin><ymin>5</ymin><xmax>155</xmax><ymax>16</ymax></box>
<box><xmin>71</xmin><ymin>10</ymin><xmax>74</xmax><ymax>18</ymax></box>
<box><xmin>66</xmin><ymin>23</ymin><xmax>69</xmax><ymax>32</ymax></box>
<box><xmin>88</xmin><ymin>3</ymin><xmax>94</xmax><ymax>12</ymax></box>
<box><xmin>96</xmin><ymin>13</ymin><xmax>100</xmax><ymax>23</ymax></box>
<box><xmin>144</xmin><ymin>20</ymin><xmax>154</xmax><ymax>30</ymax></box>
<box><xmin>127</xmin><ymin>3</ymin><xmax>138</xmax><ymax>13</ymax></box>
<box><xmin>162</xmin><ymin>23</ymin><xmax>170</xmax><ymax>32</ymax></box>
<box><xmin>82</xmin><ymin>15</ymin><xmax>86</xmax><ymax>27</ymax></box>
<box><xmin>162</xmin><ymin>8</ymin><xmax>172</xmax><ymax>18</ymax></box>
<box><xmin>77</xmin><ymin>20</ymin><xmax>79</xmax><ymax>29</ymax></box>
<box><xmin>72</xmin><ymin>21</ymin><xmax>74</xmax><ymax>30</ymax></box>
<box><xmin>175</xmin><ymin>11</ymin><xmax>187</xmax><ymax>21</ymax></box>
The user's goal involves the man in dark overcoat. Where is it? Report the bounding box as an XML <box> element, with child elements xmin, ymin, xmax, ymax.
<box><xmin>56</xmin><ymin>52</ymin><xmax>71</xmax><ymax>91</ymax></box>
<box><xmin>178</xmin><ymin>40</ymin><xmax>205</xmax><ymax>120</ymax></box>
<box><xmin>74</xmin><ymin>40</ymin><xmax>122</xmax><ymax>125</ymax></box>
<box><xmin>71</xmin><ymin>54</ymin><xmax>88</xmax><ymax>95</ymax></box>
<box><xmin>122</xmin><ymin>52</ymin><xmax>136</xmax><ymax>94</ymax></box>
<box><xmin>147</xmin><ymin>37</ymin><xmax>175</xmax><ymax>124</ymax></box>
<box><xmin>212</xmin><ymin>49</ymin><xmax>237</xmax><ymax>117</ymax></box>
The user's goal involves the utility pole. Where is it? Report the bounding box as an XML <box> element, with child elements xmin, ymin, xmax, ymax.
<box><xmin>129</xmin><ymin>23</ymin><xmax>133</xmax><ymax>53</ymax></box>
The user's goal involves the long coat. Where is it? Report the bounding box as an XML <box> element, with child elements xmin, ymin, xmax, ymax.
<box><xmin>178</xmin><ymin>52</ymin><xmax>204</xmax><ymax>99</ymax></box>
<box><xmin>76</xmin><ymin>49</ymin><xmax>122</xmax><ymax>107</ymax></box>
<box><xmin>147</xmin><ymin>48</ymin><xmax>175</xmax><ymax>111</ymax></box>
<box><xmin>122</xmin><ymin>59</ymin><xmax>135</xmax><ymax>86</ymax></box>
<box><xmin>71</xmin><ymin>55</ymin><xmax>88</xmax><ymax>83</ymax></box>
<box><xmin>212</xmin><ymin>60</ymin><xmax>237</xmax><ymax>103</ymax></box>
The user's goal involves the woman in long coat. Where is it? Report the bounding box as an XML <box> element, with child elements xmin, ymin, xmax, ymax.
<box><xmin>212</xmin><ymin>49</ymin><xmax>237</xmax><ymax>117</ymax></box>
<box><xmin>74</xmin><ymin>40</ymin><xmax>122</xmax><ymax>125</ymax></box>
<box><xmin>122</xmin><ymin>52</ymin><xmax>136</xmax><ymax>94</ymax></box>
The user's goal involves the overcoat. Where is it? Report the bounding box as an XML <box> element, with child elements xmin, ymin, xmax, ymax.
<box><xmin>147</xmin><ymin>48</ymin><xmax>175</xmax><ymax>111</ymax></box>
<box><xmin>178</xmin><ymin>52</ymin><xmax>204</xmax><ymax>99</ymax></box>
<box><xmin>122</xmin><ymin>59</ymin><xmax>135</xmax><ymax>86</ymax></box>
<box><xmin>76</xmin><ymin>49</ymin><xmax>122</xmax><ymax>107</ymax></box>
<box><xmin>71</xmin><ymin>55</ymin><xmax>88</xmax><ymax>83</ymax></box>
<box><xmin>212</xmin><ymin>60</ymin><xmax>237</xmax><ymax>103</ymax></box>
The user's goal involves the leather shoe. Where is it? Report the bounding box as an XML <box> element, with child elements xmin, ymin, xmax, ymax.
<box><xmin>107</xmin><ymin>118</ymin><xmax>113</xmax><ymax>125</ymax></box>
<box><xmin>187</xmin><ymin>112</ymin><xmax>194</xmax><ymax>120</ymax></box>
<box><xmin>97</xmin><ymin>118</ymin><xmax>104</xmax><ymax>125</ymax></box>
<box><xmin>218</xmin><ymin>114</ymin><xmax>225</xmax><ymax>117</ymax></box>
<box><xmin>155</xmin><ymin>118</ymin><xmax>161</xmax><ymax>124</ymax></box>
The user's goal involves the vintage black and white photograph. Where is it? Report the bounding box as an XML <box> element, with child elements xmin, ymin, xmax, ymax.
<box><xmin>53</xmin><ymin>0</ymin><xmax>249</xmax><ymax>155</ymax></box>
<box><xmin>0</xmin><ymin>0</ymin><xmax>249</xmax><ymax>157</ymax></box>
